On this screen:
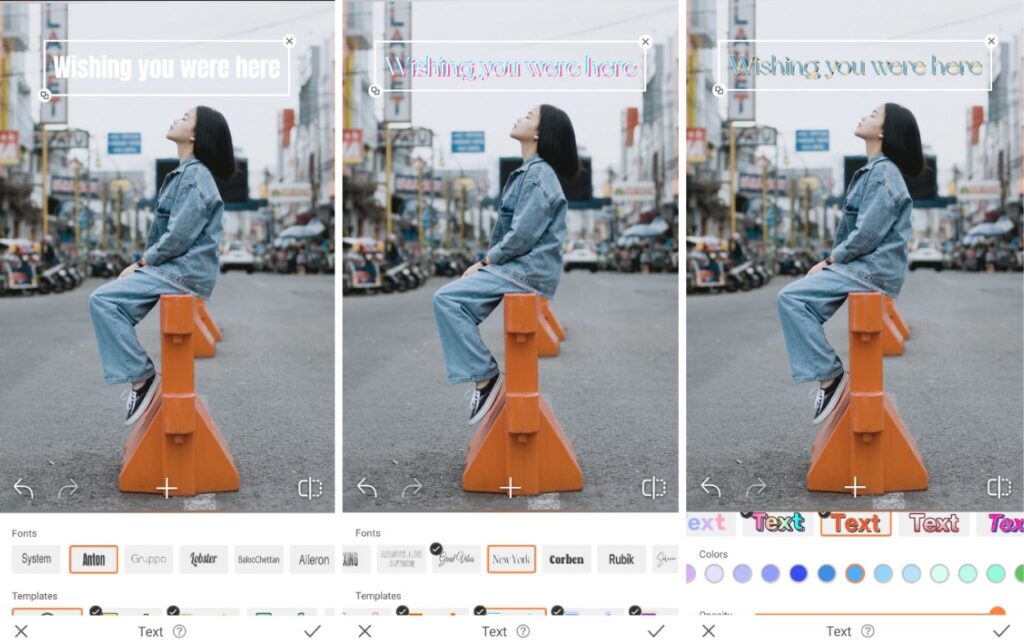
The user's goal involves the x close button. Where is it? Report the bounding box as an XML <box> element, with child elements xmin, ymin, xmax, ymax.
<box><xmin>357</xmin><ymin>624</ymin><xmax>372</xmax><ymax>638</ymax></box>
<box><xmin>14</xmin><ymin>625</ymin><xmax>28</xmax><ymax>638</ymax></box>
<box><xmin>702</xmin><ymin>623</ymin><xmax>716</xmax><ymax>638</ymax></box>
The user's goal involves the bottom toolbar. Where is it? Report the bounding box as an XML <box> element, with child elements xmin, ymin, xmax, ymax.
<box><xmin>4</xmin><ymin>617</ymin><xmax>678</xmax><ymax>639</ymax></box>
<box><xmin>7</xmin><ymin>615</ymin><xmax>1021</xmax><ymax>640</ymax></box>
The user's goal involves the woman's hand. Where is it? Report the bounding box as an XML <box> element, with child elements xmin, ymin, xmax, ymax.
<box><xmin>118</xmin><ymin>261</ymin><xmax>141</xmax><ymax>279</ymax></box>
<box><xmin>807</xmin><ymin>259</ymin><xmax>829</xmax><ymax>276</ymax></box>
<box><xmin>461</xmin><ymin>260</ymin><xmax>484</xmax><ymax>278</ymax></box>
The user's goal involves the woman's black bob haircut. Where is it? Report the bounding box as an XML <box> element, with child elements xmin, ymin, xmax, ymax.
<box><xmin>882</xmin><ymin>103</ymin><xmax>924</xmax><ymax>178</ymax></box>
<box><xmin>194</xmin><ymin>105</ymin><xmax>237</xmax><ymax>181</ymax></box>
<box><xmin>537</xmin><ymin>104</ymin><xmax>582</xmax><ymax>183</ymax></box>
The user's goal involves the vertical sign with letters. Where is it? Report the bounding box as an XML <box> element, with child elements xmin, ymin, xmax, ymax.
<box><xmin>41</xmin><ymin>2</ymin><xmax>68</xmax><ymax>124</ymax></box>
<box><xmin>384</xmin><ymin>1</ymin><xmax>411</xmax><ymax>123</ymax></box>
<box><xmin>727</xmin><ymin>0</ymin><xmax>755</xmax><ymax>122</ymax></box>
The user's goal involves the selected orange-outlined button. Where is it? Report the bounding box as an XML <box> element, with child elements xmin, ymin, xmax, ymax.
<box><xmin>69</xmin><ymin>545</ymin><xmax>119</xmax><ymax>574</ymax></box>
<box><xmin>819</xmin><ymin>512</ymin><xmax>893</xmax><ymax>537</ymax></box>
<box><xmin>486</xmin><ymin>545</ymin><xmax>537</xmax><ymax>574</ymax></box>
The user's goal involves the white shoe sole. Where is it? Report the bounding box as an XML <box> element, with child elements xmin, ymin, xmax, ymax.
<box><xmin>468</xmin><ymin>373</ymin><xmax>504</xmax><ymax>426</ymax></box>
<box><xmin>125</xmin><ymin>376</ymin><xmax>160</xmax><ymax>427</ymax></box>
<box><xmin>812</xmin><ymin>372</ymin><xmax>849</xmax><ymax>426</ymax></box>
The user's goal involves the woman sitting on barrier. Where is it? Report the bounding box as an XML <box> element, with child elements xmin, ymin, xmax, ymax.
<box><xmin>433</xmin><ymin>104</ymin><xmax>580</xmax><ymax>425</ymax></box>
<box><xmin>89</xmin><ymin>106</ymin><xmax>235</xmax><ymax>426</ymax></box>
<box><xmin>777</xmin><ymin>103</ymin><xmax>923</xmax><ymax>425</ymax></box>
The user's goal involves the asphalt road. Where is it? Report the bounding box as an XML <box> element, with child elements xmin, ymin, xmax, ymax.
<box><xmin>342</xmin><ymin>270</ymin><xmax>678</xmax><ymax>512</ymax></box>
<box><xmin>0</xmin><ymin>272</ymin><xmax>334</xmax><ymax>512</ymax></box>
<box><xmin>686</xmin><ymin>269</ymin><xmax>1024</xmax><ymax>512</ymax></box>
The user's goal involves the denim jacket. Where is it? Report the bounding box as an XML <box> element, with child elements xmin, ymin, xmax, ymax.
<box><xmin>482</xmin><ymin>155</ymin><xmax>568</xmax><ymax>299</ymax></box>
<box><xmin>140</xmin><ymin>156</ymin><xmax>224</xmax><ymax>300</ymax></box>
<box><xmin>826</xmin><ymin>152</ymin><xmax>913</xmax><ymax>298</ymax></box>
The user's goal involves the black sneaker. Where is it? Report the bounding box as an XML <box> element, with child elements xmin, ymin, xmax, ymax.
<box><xmin>810</xmin><ymin>370</ymin><xmax>848</xmax><ymax>425</ymax></box>
<box><xmin>121</xmin><ymin>374</ymin><xmax>159</xmax><ymax>427</ymax></box>
<box><xmin>466</xmin><ymin>372</ymin><xmax>504</xmax><ymax>426</ymax></box>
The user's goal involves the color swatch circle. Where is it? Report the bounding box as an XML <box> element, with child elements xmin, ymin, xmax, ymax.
<box><xmin>818</xmin><ymin>564</ymin><xmax>836</xmax><ymax>583</ymax></box>
<box><xmin>705</xmin><ymin>564</ymin><xmax>724</xmax><ymax>584</ymax></box>
<box><xmin>1016</xmin><ymin>565</ymin><xmax>1024</xmax><ymax>583</ymax></box>
<box><xmin>846</xmin><ymin>564</ymin><xmax>865</xmax><ymax>583</ymax></box>
<box><xmin>733</xmin><ymin>564</ymin><xmax>752</xmax><ymax>584</ymax></box>
<box><xmin>790</xmin><ymin>564</ymin><xmax>808</xmax><ymax>582</ymax></box>
<box><xmin>902</xmin><ymin>564</ymin><xmax>921</xmax><ymax>583</ymax></box>
<box><xmin>987</xmin><ymin>564</ymin><xmax>1005</xmax><ymax>584</ymax></box>
<box><xmin>874</xmin><ymin>564</ymin><xmax>893</xmax><ymax>583</ymax></box>
<box><xmin>930</xmin><ymin>564</ymin><xmax>950</xmax><ymax>584</ymax></box>
<box><xmin>959</xmin><ymin>564</ymin><xmax>977</xmax><ymax>584</ymax></box>
<box><xmin>686</xmin><ymin>564</ymin><xmax>696</xmax><ymax>584</ymax></box>
<box><xmin>762</xmin><ymin>564</ymin><xmax>780</xmax><ymax>583</ymax></box>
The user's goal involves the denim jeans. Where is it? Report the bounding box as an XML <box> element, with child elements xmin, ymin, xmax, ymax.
<box><xmin>432</xmin><ymin>269</ymin><xmax>530</xmax><ymax>384</ymax></box>
<box><xmin>89</xmin><ymin>270</ymin><xmax>190</xmax><ymax>385</ymax></box>
<box><xmin>776</xmin><ymin>266</ymin><xmax>877</xmax><ymax>384</ymax></box>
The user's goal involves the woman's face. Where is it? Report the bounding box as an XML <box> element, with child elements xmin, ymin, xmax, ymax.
<box><xmin>855</xmin><ymin>103</ymin><xmax>885</xmax><ymax>141</ymax></box>
<box><xmin>166</xmin><ymin>108</ymin><xmax>197</xmax><ymax>143</ymax></box>
<box><xmin>510</xmin><ymin>105</ymin><xmax>541</xmax><ymax>142</ymax></box>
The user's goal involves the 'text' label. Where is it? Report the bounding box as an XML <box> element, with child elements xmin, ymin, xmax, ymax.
<box><xmin>749</xmin><ymin>512</ymin><xmax>806</xmax><ymax>533</ymax></box>
<box><xmin>821</xmin><ymin>512</ymin><xmax>891</xmax><ymax>536</ymax></box>
<box><xmin>687</xmin><ymin>514</ymin><xmax>729</xmax><ymax>532</ymax></box>
<box><xmin>908</xmin><ymin>512</ymin><xmax>960</xmax><ymax>534</ymax></box>
<box><xmin>989</xmin><ymin>513</ymin><xmax>1024</xmax><ymax>533</ymax></box>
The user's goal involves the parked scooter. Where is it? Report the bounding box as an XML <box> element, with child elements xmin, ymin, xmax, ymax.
<box><xmin>731</xmin><ymin>260</ymin><xmax>762</xmax><ymax>289</ymax></box>
<box><xmin>434</xmin><ymin>250</ymin><xmax>459</xmax><ymax>277</ymax></box>
<box><xmin>650</xmin><ymin>250</ymin><xmax>667</xmax><ymax>272</ymax></box>
<box><xmin>409</xmin><ymin>262</ymin><xmax>428</xmax><ymax>286</ymax></box>
<box><xmin>305</xmin><ymin>248</ymin><xmax>325</xmax><ymax>274</ymax></box>
<box><xmin>54</xmin><ymin>263</ymin><xmax>77</xmax><ymax>290</ymax></box>
<box><xmin>65</xmin><ymin>263</ymin><xmax>84</xmax><ymax>287</ymax></box>
<box><xmin>995</xmin><ymin>245</ymin><xmax>1015</xmax><ymax>271</ymax></box>
<box><xmin>399</xmin><ymin>263</ymin><xmax>419</xmax><ymax>289</ymax></box>
<box><xmin>776</xmin><ymin>248</ymin><xmax>813</xmax><ymax>276</ymax></box>
<box><xmin>38</xmin><ymin>263</ymin><xmax>66</xmax><ymax>294</ymax></box>
<box><xmin>382</xmin><ymin>261</ymin><xmax>408</xmax><ymax>293</ymax></box>
<box><xmin>747</xmin><ymin>263</ymin><xmax>763</xmax><ymax>288</ymax></box>
<box><xmin>753</xmin><ymin>260</ymin><xmax>771</xmax><ymax>286</ymax></box>
<box><xmin>725</xmin><ymin>261</ymin><xmax>754</xmax><ymax>292</ymax></box>
<box><xmin>90</xmin><ymin>251</ymin><xmax>114</xmax><ymax>278</ymax></box>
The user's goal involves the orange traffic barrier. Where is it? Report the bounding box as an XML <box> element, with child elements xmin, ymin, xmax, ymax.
<box><xmin>537</xmin><ymin>307</ymin><xmax>560</xmax><ymax>358</ymax></box>
<box><xmin>120</xmin><ymin>294</ymin><xmax>240</xmax><ymax>496</ymax></box>
<box><xmin>807</xmin><ymin>292</ymin><xmax>928</xmax><ymax>495</ymax></box>
<box><xmin>539</xmin><ymin>297</ymin><xmax>566</xmax><ymax>341</ymax></box>
<box><xmin>463</xmin><ymin>293</ymin><xmax>584</xmax><ymax>495</ymax></box>
<box><xmin>196</xmin><ymin>298</ymin><xmax>222</xmax><ymax>343</ymax></box>
<box><xmin>881</xmin><ymin>308</ymin><xmax>905</xmax><ymax>357</ymax></box>
<box><xmin>192</xmin><ymin>302</ymin><xmax>216</xmax><ymax>359</ymax></box>
<box><xmin>885</xmin><ymin>295</ymin><xmax>910</xmax><ymax>340</ymax></box>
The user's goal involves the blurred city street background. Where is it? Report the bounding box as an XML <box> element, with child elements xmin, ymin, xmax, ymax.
<box><xmin>685</xmin><ymin>0</ymin><xmax>1024</xmax><ymax>511</ymax></box>
<box><xmin>342</xmin><ymin>0</ymin><xmax>681</xmax><ymax>511</ymax></box>
<box><xmin>1</xmin><ymin>1</ymin><xmax>335</xmax><ymax>511</ymax></box>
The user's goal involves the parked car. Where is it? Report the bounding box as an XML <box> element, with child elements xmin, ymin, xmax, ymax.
<box><xmin>220</xmin><ymin>242</ymin><xmax>256</xmax><ymax>274</ymax></box>
<box><xmin>908</xmin><ymin>239</ymin><xmax>944</xmax><ymax>271</ymax></box>
<box><xmin>563</xmin><ymin>240</ymin><xmax>599</xmax><ymax>273</ymax></box>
